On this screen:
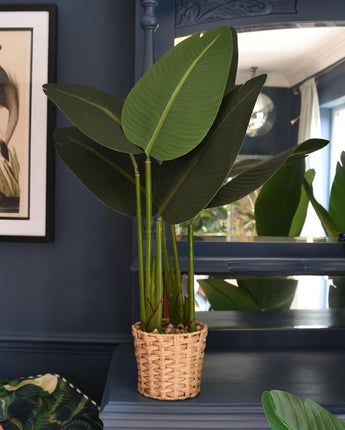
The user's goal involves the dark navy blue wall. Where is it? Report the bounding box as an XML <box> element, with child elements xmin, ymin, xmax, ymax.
<box><xmin>0</xmin><ymin>1</ymin><xmax>135</xmax><ymax>341</ymax></box>
<box><xmin>318</xmin><ymin>62</ymin><xmax>345</xmax><ymax>107</ymax></box>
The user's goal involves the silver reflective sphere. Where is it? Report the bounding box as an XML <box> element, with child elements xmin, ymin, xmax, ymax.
<box><xmin>247</xmin><ymin>93</ymin><xmax>275</xmax><ymax>137</ymax></box>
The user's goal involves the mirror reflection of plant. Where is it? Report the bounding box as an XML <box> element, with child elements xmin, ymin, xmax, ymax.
<box><xmin>255</xmin><ymin>150</ymin><xmax>344</xmax><ymax>238</ymax></box>
<box><xmin>255</xmin><ymin>156</ymin><xmax>314</xmax><ymax>237</ymax></box>
<box><xmin>198</xmin><ymin>276</ymin><xmax>297</xmax><ymax>311</ymax></box>
<box><xmin>177</xmin><ymin>189</ymin><xmax>259</xmax><ymax>238</ymax></box>
<box><xmin>329</xmin><ymin>277</ymin><xmax>345</xmax><ymax>309</ymax></box>
<box><xmin>303</xmin><ymin>150</ymin><xmax>345</xmax><ymax>237</ymax></box>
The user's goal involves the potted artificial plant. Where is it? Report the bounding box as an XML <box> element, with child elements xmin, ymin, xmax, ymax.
<box><xmin>43</xmin><ymin>25</ymin><xmax>327</xmax><ymax>401</ymax></box>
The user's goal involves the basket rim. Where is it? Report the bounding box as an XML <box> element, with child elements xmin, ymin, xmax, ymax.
<box><xmin>132</xmin><ymin>320</ymin><xmax>208</xmax><ymax>338</ymax></box>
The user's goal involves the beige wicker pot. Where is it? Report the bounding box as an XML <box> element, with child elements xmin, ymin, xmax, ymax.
<box><xmin>132</xmin><ymin>320</ymin><xmax>208</xmax><ymax>400</ymax></box>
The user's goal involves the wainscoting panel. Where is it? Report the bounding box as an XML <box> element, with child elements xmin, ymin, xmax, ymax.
<box><xmin>0</xmin><ymin>332</ymin><xmax>123</xmax><ymax>404</ymax></box>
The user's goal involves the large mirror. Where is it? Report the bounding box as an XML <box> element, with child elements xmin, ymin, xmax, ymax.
<box><xmin>135</xmin><ymin>1</ymin><xmax>345</xmax><ymax>333</ymax></box>
<box><xmin>172</xmin><ymin>2</ymin><xmax>345</xmax><ymax>329</ymax></box>
<box><xmin>174</xmin><ymin>17</ymin><xmax>345</xmax><ymax>243</ymax></box>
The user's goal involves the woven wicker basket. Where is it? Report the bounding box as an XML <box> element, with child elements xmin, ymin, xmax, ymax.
<box><xmin>132</xmin><ymin>320</ymin><xmax>208</xmax><ymax>400</ymax></box>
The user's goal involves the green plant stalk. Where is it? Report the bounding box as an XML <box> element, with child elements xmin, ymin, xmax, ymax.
<box><xmin>162</xmin><ymin>224</ymin><xmax>172</xmax><ymax>287</ymax></box>
<box><xmin>168</xmin><ymin>224</ymin><xmax>184</xmax><ymax>325</ymax></box>
<box><xmin>144</xmin><ymin>219</ymin><xmax>164</xmax><ymax>333</ymax></box>
<box><xmin>145</xmin><ymin>258</ymin><xmax>156</xmax><ymax>332</ymax></box>
<box><xmin>130</xmin><ymin>154</ymin><xmax>145</xmax><ymax>327</ymax></box>
<box><xmin>162</xmin><ymin>225</ymin><xmax>175</xmax><ymax>318</ymax></box>
<box><xmin>155</xmin><ymin>217</ymin><xmax>163</xmax><ymax>332</ymax></box>
<box><xmin>188</xmin><ymin>221</ymin><xmax>196</xmax><ymax>332</ymax></box>
<box><xmin>144</xmin><ymin>156</ymin><xmax>152</xmax><ymax>329</ymax></box>
<box><xmin>183</xmin><ymin>295</ymin><xmax>189</xmax><ymax>326</ymax></box>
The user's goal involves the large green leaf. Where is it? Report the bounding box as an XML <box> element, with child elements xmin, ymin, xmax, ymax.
<box><xmin>262</xmin><ymin>390</ymin><xmax>309</xmax><ymax>430</ymax></box>
<box><xmin>197</xmin><ymin>278</ymin><xmax>259</xmax><ymax>311</ymax></box>
<box><xmin>305</xmin><ymin>399</ymin><xmax>345</xmax><ymax>430</ymax></box>
<box><xmin>329</xmin><ymin>151</ymin><xmax>345</xmax><ymax>232</ymax></box>
<box><xmin>261</xmin><ymin>391</ymin><xmax>291</xmax><ymax>430</ymax></box>
<box><xmin>121</xmin><ymin>26</ymin><xmax>233</xmax><ymax>160</ymax></box>
<box><xmin>288</xmin><ymin>169</ymin><xmax>315</xmax><ymax>237</ymax></box>
<box><xmin>284</xmin><ymin>138</ymin><xmax>329</xmax><ymax>163</ymax></box>
<box><xmin>229</xmin><ymin>157</ymin><xmax>263</xmax><ymax>177</ymax></box>
<box><xmin>208</xmin><ymin>139</ymin><xmax>328</xmax><ymax>208</ymax></box>
<box><xmin>262</xmin><ymin>390</ymin><xmax>345</xmax><ymax>430</ymax></box>
<box><xmin>223</xmin><ymin>27</ymin><xmax>238</xmax><ymax>96</ymax></box>
<box><xmin>255</xmin><ymin>159</ymin><xmax>305</xmax><ymax>236</ymax></box>
<box><xmin>43</xmin><ymin>84</ymin><xmax>141</xmax><ymax>154</ymax></box>
<box><xmin>153</xmin><ymin>75</ymin><xmax>266</xmax><ymax>224</ymax></box>
<box><xmin>54</xmin><ymin>127</ymin><xmax>157</xmax><ymax>217</ymax></box>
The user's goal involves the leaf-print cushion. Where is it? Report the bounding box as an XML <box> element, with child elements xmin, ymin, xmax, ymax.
<box><xmin>0</xmin><ymin>374</ymin><xmax>103</xmax><ymax>430</ymax></box>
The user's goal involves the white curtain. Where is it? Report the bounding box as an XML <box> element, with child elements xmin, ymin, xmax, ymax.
<box><xmin>298</xmin><ymin>78</ymin><xmax>326</xmax><ymax>239</ymax></box>
<box><xmin>294</xmin><ymin>79</ymin><xmax>327</xmax><ymax>310</ymax></box>
<box><xmin>298</xmin><ymin>78</ymin><xmax>321</xmax><ymax>144</ymax></box>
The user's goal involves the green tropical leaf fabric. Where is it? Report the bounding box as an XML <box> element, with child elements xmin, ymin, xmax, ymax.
<box><xmin>0</xmin><ymin>374</ymin><xmax>103</xmax><ymax>430</ymax></box>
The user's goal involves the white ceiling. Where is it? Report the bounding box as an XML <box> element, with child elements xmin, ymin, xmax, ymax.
<box><xmin>236</xmin><ymin>26</ymin><xmax>345</xmax><ymax>88</ymax></box>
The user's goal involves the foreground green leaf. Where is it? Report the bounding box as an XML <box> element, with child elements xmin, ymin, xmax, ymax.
<box><xmin>43</xmin><ymin>84</ymin><xmax>141</xmax><ymax>154</ymax></box>
<box><xmin>223</xmin><ymin>27</ymin><xmax>238</xmax><ymax>96</ymax></box>
<box><xmin>122</xmin><ymin>26</ymin><xmax>233</xmax><ymax>160</ymax></box>
<box><xmin>262</xmin><ymin>390</ymin><xmax>308</xmax><ymax>430</ymax></box>
<box><xmin>262</xmin><ymin>390</ymin><xmax>345</xmax><ymax>430</ymax></box>
<box><xmin>54</xmin><ymin>127</ymin><xmax>157</xmax><ymax>217</ymax></box>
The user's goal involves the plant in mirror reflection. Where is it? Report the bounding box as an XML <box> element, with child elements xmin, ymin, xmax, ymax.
<box><xmin>42</xmin><ymin>25</ymin><xmax>328</xmax><ymax>334</ymax></box>
<box><xmin>255</xmin><ymin>150</ymin><xmax>344</xmax><ymax>238</ymax></box>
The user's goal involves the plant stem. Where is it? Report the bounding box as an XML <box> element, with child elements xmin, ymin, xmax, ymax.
<box><xmin>169</xmin><ymin>224</ymin><xmax>184</xmax><ymax>324</ymax></box>
<box><xmin>130</xmin><ymin>154</ymin><xmax>145</xmax><ymax>326</ymax></box>
<box><xmin>145</xmin><ymin>155</ymin><xmax>152</xmax><ymax>329</ymax></box>
<box><xmin>188</xmin><ymin>220</ymin><xmax>196</xmax><ymax>332</ymax></box>
<box><xmin>162</xmin><ymin>224</ymin><xmax>183</xmax><ymax>326</ymax></box>
<box><xmin>155</xmin><ymin>217</ymin><xmax>163</xmax><ymax>332</ymax></box>
<box><xmin>170</xmin><ymin>225</ymin><xmax>181</xmax><ymax>288</ymax></box>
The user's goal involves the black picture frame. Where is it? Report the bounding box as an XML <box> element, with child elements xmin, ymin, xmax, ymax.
<box><xmin>0</xmin><ymin>4</ymin><xmax>56</xmax><ymax>241</ymax></box>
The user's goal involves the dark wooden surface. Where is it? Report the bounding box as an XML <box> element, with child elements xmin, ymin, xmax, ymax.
<box><xmin>101</xmin><ymin>343</ymin><xmax>345</xmax><ymax>429</ymax></box>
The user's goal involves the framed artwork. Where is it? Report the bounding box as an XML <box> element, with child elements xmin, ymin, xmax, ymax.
<box><xmin>0</xmin><ymin>5</ymin><xmax>56</xmax><ymax>241</ymax></box>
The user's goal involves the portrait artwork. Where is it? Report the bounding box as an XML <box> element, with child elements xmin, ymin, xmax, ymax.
<box><xmin>0</xmin><ymin>7</ymin><xmax>56</xmax><ymax>241</ymax></box>
<box><xmin>0</xmin><ymin>29</ymin><xmax>31</xmax><ymax>218</ymax></box>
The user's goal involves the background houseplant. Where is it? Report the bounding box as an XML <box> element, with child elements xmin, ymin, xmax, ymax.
<box><xmin>43</xmin><ymin>25</ymin><xmax>327</xmax><ymax>399</ymax></box>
